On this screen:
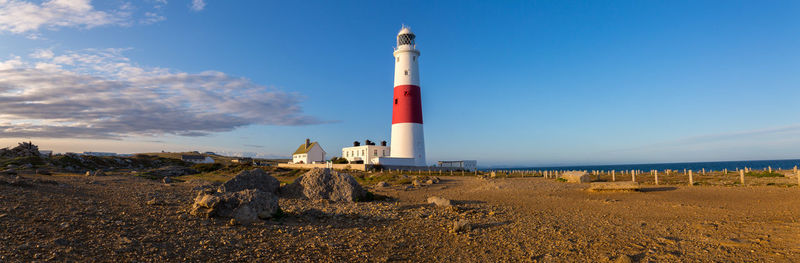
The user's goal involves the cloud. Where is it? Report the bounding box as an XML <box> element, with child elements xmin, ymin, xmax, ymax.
<box><xmin>190</xmin><ymin>0</ymin><xmax>205</xmax><ymax>11</ymax></box>
<box><xmin>142</xmin><ymin>12</ymin><xmax>166</xmax><ymax>25</ymax></box>
<box><xmin>0</xmin><ymin>0</ymin><xmax>132</xmax><ymax>33</ymax></box>
<box><xmin>0</xmin><ymin>48</ymin><xmax>325</xmax><ymax>139</ymax></box>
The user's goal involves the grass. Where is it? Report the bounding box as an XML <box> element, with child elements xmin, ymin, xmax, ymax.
<box><xmin>745</xmin><ymin>171</ymin><xmax>785</xmax><ymax>178</ymax></box>
<box><xmin>0</xmin><ymin>156</ymin><xmax>45</xmax><ymax>167</ymax></box>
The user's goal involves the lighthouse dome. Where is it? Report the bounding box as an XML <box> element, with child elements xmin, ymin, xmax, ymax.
<box><xmin>398</xmin><ymin>26</ymin><xmax>413</xmax><ymax>35</ymax></box>
<box><xmin>397</xmin><ymin>26</ymin><xmax>415</xmax><ymax>46</ymax></box>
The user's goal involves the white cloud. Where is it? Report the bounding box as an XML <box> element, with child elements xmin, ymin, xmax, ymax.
<box><xmin>142</xmin><ymin>12</ymin><xmax>166</xmax><ymax>24</ymax></box>
<box><xmin>30</xmin><ymin>49</ymin><xmax>54</xmax><ymax>59</ymax></box>
<box><xmin>0</xmin><ymin>0</ymin><xmax>184</xmax><ymax>33</ymax></box>
<box><xmin>0</xmin><ymin>49</ymin><xmax>325</xmax><ymax>139</ymax></box>
<box><xmin>0</xmin><ymin>0</ymin><xmax>131</xmax><ymax>33</ymax></box>
<box><xmin>0</xmin><ymin>55</ymin><xmax>22</xmax><ymax>70</ymax></box>
<box><xmin>190</xmin><ymin>0</ymin><xmax>205</xmax><ymax>11</ymax></box>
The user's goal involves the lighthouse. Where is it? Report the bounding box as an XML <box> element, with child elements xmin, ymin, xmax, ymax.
<box><xmin>390</xmin><ymin>26</ymin><xmax>426</xmax><ymax>166</ymax></box>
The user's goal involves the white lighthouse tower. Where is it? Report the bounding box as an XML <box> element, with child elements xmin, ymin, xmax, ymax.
<box><xmin>389</xmin><ymin>26</ymin><xmax>426</xmax><ymax>166</ymax></box>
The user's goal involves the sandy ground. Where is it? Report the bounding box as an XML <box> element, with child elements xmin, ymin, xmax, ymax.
<box><xmin>2</xmin><ymin>173</ymin><xmax>799</xmax><ymax>262</ymax></box>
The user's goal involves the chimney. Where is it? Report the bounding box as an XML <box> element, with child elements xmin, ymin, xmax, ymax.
<box><xmin>365</xmin><ymin>139</ymin><xmax>373</xmax><ymax>145</ymax></box>
<box><xmin>305</xmin><ymin>138</ymin><xmax>311</xmax><ymax>148</ymax></box>
<box><xmin>353</xmin><ymin>141</ymin><xmax>360</xmax><ymax>146</ymax></box>
<box><xmin>381</xmin><ymin>141</ymin><xmax>387</xmax><ymax>146</ymax></box>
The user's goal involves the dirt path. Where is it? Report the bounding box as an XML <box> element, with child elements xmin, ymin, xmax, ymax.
<box><xmin>1</xmin><ymin>174</ymin><xmax>799</xmax><ymax>262</ymax></box>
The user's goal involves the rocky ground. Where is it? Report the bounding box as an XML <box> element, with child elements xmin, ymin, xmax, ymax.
<box><xmin>2</xmin><ymin>172</ymin><xmax>800</xmax><ymax>262</ymax></box>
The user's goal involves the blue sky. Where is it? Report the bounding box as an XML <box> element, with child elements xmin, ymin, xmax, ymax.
<box><xmin>0</xmin><ymin>0</ymin><xmax>799</xmax><ymax>166</ymax></box>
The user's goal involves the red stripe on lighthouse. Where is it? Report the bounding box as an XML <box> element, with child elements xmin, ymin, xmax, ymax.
<box><xmin>392</xmin><ymin>85</ymin><xmax>423</xmax><ymax>124</ymax></box>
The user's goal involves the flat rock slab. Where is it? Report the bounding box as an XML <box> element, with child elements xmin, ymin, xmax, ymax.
<box><xmin>588</xmin><ymin>182</ymin><xmax>641</xmax><ymax>192</ymax></box>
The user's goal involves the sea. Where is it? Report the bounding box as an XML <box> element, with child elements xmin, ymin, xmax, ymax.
<box><xmin>492</xmin><ymin>159</ymin><xmax>800</xmax><ymax>172</ymax></box>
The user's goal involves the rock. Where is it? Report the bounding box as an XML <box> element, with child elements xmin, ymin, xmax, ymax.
<box><xmin>375</xmin><ymin>181</ymin><xmax>389</xmax><ymax>188</ymax></box>
<box><xmin>218</xmin><ymin>169</ymin><xmax>280</xmax><ymax>194</ymax></box>
<box><xmin>85</xmin><ymin>171</ymin><xmax>91</xmax><ymax>176</ymax></box>
<box><xmin>412</xmin><ymin>179</ymin><xmax>422</xmax><ymax>187</ymax></box>
<box><xmin>431</xmin><ymin>177</ymin><xmax>441</xmax><ymax>183</ymax></box>
<box><xmin>146</xmin><ymin>198</ymin><xmax>162</xmax><ymax>206</ymax></box>
<box><xmin>559</xmin><ymin>171</ymin><xmax>591</xmax><ymax>183</ymax></box>
<box><xmin>427</xmin><ymin>196</ymin><xmax>452</xmax><ymax>207</ymax></box>
<box><xmin>451</xmin><ymin>220</ymin><xmax>470</xmax><ymax>233</ymax></box>
<box><xmin>190</xmin><ymin>189</ymin><xmax>279</xmax><ymax>223</ymax></box>
<box><xmin>614</xmin><ymin>255</ymin><xmax>633</xmax><ymax>263</ymax></box>
<box><xmin>53</xmin><ymin>238</ymin><xmax>69</xmax><ymax>246</ymax></box>
<box><xmin>162</xmin><ymin>176</ymin><xmax>172</xmax><ymax>184</ymax></box>
<box><xmin>425</xmin><ymin>179</ymin><xmax>435</xmax><ymax>184</ymax></box>
<box><xmin>282</xmin><ymin>168</ymin><xmax>367</xmax><ymax>202</ymax></box>
<box><xmin>588</xmin><ymin>182</ymin><xmax>641</xmax><ymax>192</ymax></box>
<box><xmin>21</xmin><ymin>163</ymin><xmax>33</xmax><ymax>169</ymax></box>
<box><xmin>0</xmin><ymin>169</ymin><xmax>16</xmax><ymax>175</ymax></box>
<box><xmin>91</xmin><ymin>170</ymin><xmax>107</xmax><ymax>176</ymax></box>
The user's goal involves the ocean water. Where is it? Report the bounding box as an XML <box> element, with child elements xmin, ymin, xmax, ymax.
<box><xmin>496</xmin><ymin>159</ymin><xmax>800</xmax><ymax>172</ymax></box>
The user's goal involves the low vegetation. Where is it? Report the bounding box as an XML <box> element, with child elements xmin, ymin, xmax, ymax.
<box><xmin>745</xmin><ymin>171</ymin><xmax>785</xmax><ymax>178</ymax></box>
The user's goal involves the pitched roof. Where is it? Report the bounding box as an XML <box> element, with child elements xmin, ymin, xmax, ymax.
<box><xmin>293</xmin><ymin>142</ymin><xmax>321</xmax><ymax>155</ymax></box>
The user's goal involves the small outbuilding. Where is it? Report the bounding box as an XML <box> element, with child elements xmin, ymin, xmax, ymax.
<box><xmin>292</xmin><ymin>139</ymin><xmax>326</xmax><ymax>164</ymax></box>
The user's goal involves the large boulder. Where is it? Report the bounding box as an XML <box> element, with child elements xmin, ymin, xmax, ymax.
<box><xmin>427</xmin><ymin>196</ymin><xmax>452</xmax><ymax>207</ymax></box>
<box><xmin>559</xmin><ymin>171</ymin><xmax>591</xmax><ymax>183</ymax></box>
<box><xmin>283</xmin><ymin>168</ymin><xmax>367</xmax><ymax>202</ymax></box>
<box><xmin>218</xmin><ymin>169</ymin><xmax>279</xmax><ymax>194</ymax></box>
<box><xmin>190</xmin><ymin>189</ymin><xmax>279</xmax><ymax>223</ymax></box>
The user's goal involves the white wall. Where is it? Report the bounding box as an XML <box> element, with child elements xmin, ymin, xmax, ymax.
<box><xmin>390</xmin><ymin>123</ymin><xmax>426</xmax><ymax>166</ymax></box>
<box><xmin>292</xmin><ymin>144</ymin><xmax>326</xmax><ymax>164</ymax></box>
<box><xmin>342</xmin><ymin>145</ymin><xmax>390</xmax><ymax>165</ymax></box>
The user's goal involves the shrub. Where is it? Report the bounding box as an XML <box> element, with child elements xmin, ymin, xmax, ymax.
<box><xmin>192</xmin><ymin>163</ymin><xmax>223</xmax><ymax>172</ymax></box>
<box><xmin>330</xmin><ymin>157</ymin><xmax>349</xmax><ymax>164</ymax></box>
<box><xmin>746</xmin><ymin>171</ymin><xmax>784</xmax><ymax>178</ymax></box>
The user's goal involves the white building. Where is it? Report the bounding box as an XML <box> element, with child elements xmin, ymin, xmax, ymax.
<box><xmin>292</xmin><ymin>139</ymin><xmax>326</xmax><ymax>164</ymax></box>
<box><xmin>342</xmin><ymin>140</ymin><xmax>390</xmax><ymax>165</ymax></box>
<box><xmin>438</xmin><ymin>160</ymin><xmax>478</xmax><ymax>171</ymax></box>
<box><xmin>182</xmin><ymin>155</ymin><xmax>215</xmax><ymax>164</ymax></box>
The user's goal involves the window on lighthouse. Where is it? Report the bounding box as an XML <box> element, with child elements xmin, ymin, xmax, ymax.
<box><xmin>404</xmin><ymin>70</ymin><xmax>408</xmax><ymax>75</ymax></box>
<box><xmin>396</xmin><ymin>57</ymin><xmax>399</xmax><ymax>62</ymax></box>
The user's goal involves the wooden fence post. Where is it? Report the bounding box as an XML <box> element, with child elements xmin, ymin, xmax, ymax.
<box><xmin>796</xmin><ymin>169</ymin><xmax>799</xmax><ymax>187</ymax></box>
<box><xmin>689</xmin><ymin>170</ymin><xmax>694</xmax><ymax>186</ymax></box>
<box><xmin>655</xmin><ymin>170</ymin><xmax>659</xmax><ymax>185</ymax></box>
<box><xmin>632</xmin><ymin>170</ymin><xmax>636</xmax><ymax>182</ymax></box>
<box><xmin>612</xmin><ymin>170</ymin><xmax>616</xmax><ymax>182</ymax></box>
<box><xmin>739</xmin><ymin>169</ymin><xmax>745</xmax><ymax>185</ymax></box>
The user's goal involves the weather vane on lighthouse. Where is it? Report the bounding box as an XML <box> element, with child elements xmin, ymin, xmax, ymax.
<box><xmin>389</xmin><ymin>25</ymin><xmax>426</xmax><ymax>166</ymax></box>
